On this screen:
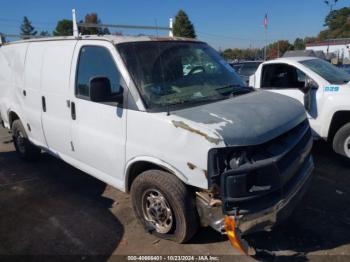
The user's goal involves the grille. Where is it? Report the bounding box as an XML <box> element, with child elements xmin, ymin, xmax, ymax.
<box><xmin>208</xmin><ymin>119</ymin><xmax>313</xmax><ymax>214</ymax></box>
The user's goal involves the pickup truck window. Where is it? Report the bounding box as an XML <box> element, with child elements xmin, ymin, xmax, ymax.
<box><xmin>300</xmin><ymin>58</ymin><xmax>350</xmax><ymax>84</ymax></box>
<box><xmin>261</xmin><ymin>63</ymin><xmax>306</xmax><ymax>89</ymax></box>
<box><xmin>117</xmin><ymin>41</ymin><xmax>246</xmax><ymax>110</ymax></box>
<box><xmin>76</xmin><ymin>46</ymin><xmax>121</xmax><ymax>100</ymax></box>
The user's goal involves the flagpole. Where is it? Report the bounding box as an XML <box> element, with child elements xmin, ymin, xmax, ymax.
<box><xmin>264</xmin><ymin>27</ymin><xmax>267</xmax><ymax>60</ymax></box>
<box><xmin>264</xmin><ymin>13</ymin><xmax>268</xmax><ymax>61</ymax></box>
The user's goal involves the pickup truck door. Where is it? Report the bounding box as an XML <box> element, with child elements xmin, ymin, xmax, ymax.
<box><xmin>259</xmin><ymin>63</ymin><xmax>318</xmax><ymax>119</ymax></box>
<box><xmin>69</xmin><ymin>42</ymin><xmax>127</xmax><ymax>188</ymax></box>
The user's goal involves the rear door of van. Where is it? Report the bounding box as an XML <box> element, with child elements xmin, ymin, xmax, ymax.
<box><xmin>41</xmin><ymin>40</ymin><xmax>77</xmax><ymax>156</ymax></box>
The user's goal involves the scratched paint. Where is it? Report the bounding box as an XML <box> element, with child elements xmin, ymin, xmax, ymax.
<box><xmin>172</xmin><ymin>120</ymin><xmax>223</xmax><ymax>145</ymax></box>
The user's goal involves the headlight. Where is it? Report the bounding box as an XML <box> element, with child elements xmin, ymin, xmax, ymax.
<box><xmin>207</xmin><ymin>147</ymin><xmax>279</xmax><ymax>199</ymax></box>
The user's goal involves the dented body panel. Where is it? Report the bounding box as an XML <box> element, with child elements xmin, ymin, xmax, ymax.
<box><xmin>0</xmin><ymin>36</ymin><xmax>314</xmax><ymax>242</ymax></box>
<box><xmin>172</xmin><ymin>91</ymin><xmax>306</xmax><ymax>146</ymax></box>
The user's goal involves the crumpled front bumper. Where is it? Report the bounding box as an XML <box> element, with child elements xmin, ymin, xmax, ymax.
<box><xmin>196</xmin><ymin>155</ymin><xmax>314</xmax><ymax>236</ymax></box>
<box><xmin>234</xmin><ymin>155</ymin><xmax>314</xmax><ymax>235</ymax></box>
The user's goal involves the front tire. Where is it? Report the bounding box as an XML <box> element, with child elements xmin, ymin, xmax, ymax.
<box><xmin>333</xmin><ymin>122</ymin><xmax>350</xmax><ymax>159</ymax></box>
<box><xmin>12</xmin><ymin>120</ymin><xmax>41</xmax><ymax>160</ymax></box>
<box><xmin>131</xmin><ymin>170</ymin><xmax>198</xmax><ymax>243</ymax></box>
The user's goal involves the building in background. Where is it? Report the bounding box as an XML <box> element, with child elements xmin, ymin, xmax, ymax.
<box><xmin>306</xmin><ymin>38</ymin><xmax>350</xmax><ymax>64</ymax></box>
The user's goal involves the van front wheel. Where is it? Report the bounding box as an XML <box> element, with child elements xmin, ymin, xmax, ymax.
<box><xmin>333</xmin><ymin>122</ymin><xmax>350</xmax><ymax>159</ymax></box>
<box><xmin>131</xmin><ymin>170</ymin><xmax>198</xmax><ymax>243</ymax></box>
<box><xmin>12</xmin><ymin>120</ymin><xmax>41</xmax><ymax>160</ymax></box>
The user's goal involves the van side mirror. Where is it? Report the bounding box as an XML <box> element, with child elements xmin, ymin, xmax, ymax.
<box><xmin>89</xmin><ymin>76</ymin><xmax>123</xmax><ymax>104</ymax></box>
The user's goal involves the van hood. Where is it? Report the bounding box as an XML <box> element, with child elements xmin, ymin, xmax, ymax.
<box><xmin>171</xmin><ymin>90</ymin><xmax>306</xmax><ymax>146</ymax></box>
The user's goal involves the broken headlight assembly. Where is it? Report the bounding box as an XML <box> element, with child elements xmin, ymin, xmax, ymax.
<box><xmin>207</xmin><ymin>146</ymin><xmax>282</xmax><ymax>213</ymax></box>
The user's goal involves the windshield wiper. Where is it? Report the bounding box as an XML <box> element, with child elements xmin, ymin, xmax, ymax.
<box><xmin>217</xmin><ymin>84</ymin><xmax>254</xmax><ymax>97</ymax></box>
<box><xmin>216</xmin><ymin>84</ymin><xmax>246</xmax><ymax>91</ymax></box>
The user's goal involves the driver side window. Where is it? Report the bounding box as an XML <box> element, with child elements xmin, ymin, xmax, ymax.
<box><xmin>76</xmin><ymin>46</ymin><xmax>121</xmax><ymax>100</ymax></box>
<box><xmin>261</xmin><ymin>63</ymin><xmax>306</xmax><ymax>89</ymax></box>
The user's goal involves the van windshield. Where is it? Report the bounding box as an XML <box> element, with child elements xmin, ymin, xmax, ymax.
<box><xmin>117</xmin><ymin>41</ymin><xmax>246</xmax><ymax>110</ymax></box>
<box><xmin>300</xmin><ymin>58</ymin><xmax>350</xmax><ymax>84</ymax></box>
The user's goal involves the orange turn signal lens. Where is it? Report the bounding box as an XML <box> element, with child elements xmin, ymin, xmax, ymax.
<box><xmin>224</xmin><ymin>215</ymin><xmax>255</xmax><ymax>255</ymax></box>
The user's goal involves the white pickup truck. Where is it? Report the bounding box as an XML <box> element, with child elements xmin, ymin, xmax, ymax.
<box><xmin>250</xmin><ymin>57</ymin><xmax>350</xmax><ymax>159</ymax></box>
<box><xmin>0</xmin><ymin>36</ymin><xmax>314</xmax><ymax>254</ymax></box>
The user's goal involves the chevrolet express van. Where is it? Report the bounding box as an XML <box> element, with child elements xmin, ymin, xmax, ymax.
<box><xmin>0</xmin><ymin>36</ymin><xmax>314</xmax><ymax>253</ymax></box>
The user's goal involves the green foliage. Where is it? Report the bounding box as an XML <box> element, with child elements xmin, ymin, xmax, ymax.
<box><xmin>293</xmin><ymin>38</ymin><xmax>305</xmax><ymax>50</ymax></box>
<box><xmin>79</xmin><ymin>13</ymin><xmax>110</xmax><ymax>35</ymax></box>
<box><xmin>0</xmin><ymin>33</ymin><xmax>6</xmax><ymax>43</ymax></box>
<box><xmin>173</xmin><ymin>10</ymin><xmax>196</xmax><ymax>38</ymax></box>
<box><xmin>324</xmin><ymin>0</ymin><xmax>339</xmax><ymax>11</ymax></box>
<box><xmin>39</xmin><ymin>31</ymin><xmax>50</xmax><ymax>37</ymax></box>
<box><xmin>53</xmin><ymin>20</ymin><xmax>73</xmax><ymax>36</ymax></box>
<box><xmin>319</xmin><ymin>7</ymin><xmax>350</xmax><ymax>40</ymax></box>
<box><xmin>221</xmin><ymin>48</ymin><xmax>262</xmax><ymax>60</ymax></box>
<box><xmin>20</xmin><ymin>16</ymin><xmax>37</xmax><ymax>39</ymax></box>
<box><xmin>304</xmin><ymin>36</ymin><xmax>318</xmax><ymax>44</ymax></box>
<box><xmin>266</xmin><ymin>40</ymin><xmax>293</xmax><ymax>59</ymax></box>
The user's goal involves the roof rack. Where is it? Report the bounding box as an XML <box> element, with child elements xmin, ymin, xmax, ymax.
<box><xmin>0</xmin><ymin>9</ymin><xmax>174</xmax><ymax>45</ymax></box>
<box><xmin>72</xmin><ymin>9</ymin><xmax>173</xmax><ymax>38</ymax></box>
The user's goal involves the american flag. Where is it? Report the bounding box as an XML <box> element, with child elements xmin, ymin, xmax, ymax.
<box><xmin>264</xmin><ymin>13</ymin><xmax>268</xmax><ymax>29</ymax></box>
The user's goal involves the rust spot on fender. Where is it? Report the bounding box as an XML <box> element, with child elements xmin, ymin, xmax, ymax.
<box><xmin>187</xmin><ymin>162</ymin><xmax>208</xmax><ymax>178</ymax></box>
<box><xmin>172</xmin><ymin>120</ymin><xmax>222</xmax><ymax>145</ymax></box>
<box><xmin>187</xmin><ymin>162</ymin><xmax>196</xmax><ymax>170</ymax></box>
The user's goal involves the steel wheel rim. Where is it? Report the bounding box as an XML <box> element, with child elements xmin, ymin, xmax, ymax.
<box><xmin>141</xmin><ymin>189</ymin><xmax>173</xmax><ymax>234</ymax></box>
<box><xmin>344</xmin><ymin>136</ymin><xmax>350</xmax><ymax>158</ymax></box>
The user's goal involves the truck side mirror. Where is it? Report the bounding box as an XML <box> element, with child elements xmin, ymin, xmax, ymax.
<box><xmin>301</xmin><ymin>77</ymin><xmax>318</xmax><ymax>94</ymax></box>
<box><xmin>302</xmin><ymin>77</ymin><xmax>317</xmax><ymax>113</ymax></box>
<box><xmin>89</xmin><ymin>76</ymin><xmax>123</xmax><ymax>104</ymax></box>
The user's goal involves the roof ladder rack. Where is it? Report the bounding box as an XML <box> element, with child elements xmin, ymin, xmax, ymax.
<box><xmin>72</xmin><ymin>9</ymin><xmax>174</xmax><ymax>37</ymax></box>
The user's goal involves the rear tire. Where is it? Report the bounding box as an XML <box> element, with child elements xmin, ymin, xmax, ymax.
<box><xmin>131</xmin><ymin>170</ymin><xmax>198</xmax><ymax>243</ymax></box>
<box><xmin>12</xmin><ymin>120</ymin><xmax>41</xmax><ymax>161</ymax></box>
<box><xmin>333</xmin><ymin>122</ymin><xmax>350</xmax><ymax>159</ymax></box>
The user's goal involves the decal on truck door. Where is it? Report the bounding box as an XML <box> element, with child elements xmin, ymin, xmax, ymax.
<box><xmin>324</xmin><ymin>86</ymin><xmax>340</xmax><ymax>92</ymax></box>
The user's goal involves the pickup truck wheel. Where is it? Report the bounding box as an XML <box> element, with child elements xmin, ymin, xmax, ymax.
<box><xmin>12</xmin><ymin>120</ymin><xmax>41</xmax><ymax>160</ymax></box>
<box><xmin>333</xmin><ymin>122</ymin><xmax>350</xmax><ymax>159</ymax></box>
<box><xmin>131</xmin><ymin>170</ymin><xmax>198</xmax><ymax>243</ymax></box>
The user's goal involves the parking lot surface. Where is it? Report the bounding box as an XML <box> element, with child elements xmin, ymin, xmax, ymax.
<box><xmin>1</xmin><ymin>126</ymin><xmax>350</xmax><ymax>261</ymax></box>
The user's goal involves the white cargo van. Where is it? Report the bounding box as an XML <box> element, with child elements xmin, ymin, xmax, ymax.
<box><xmin>250</xmin><ymin>57</ymin><xmax>350</xmax><ymax>159</ymax></box>
<box><xmin>0</xmin><ymin>36</ymin><xmax>314</xmax><ymax>253</ymax></box>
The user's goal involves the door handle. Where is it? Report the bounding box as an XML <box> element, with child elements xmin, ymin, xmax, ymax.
<box><xmin>42</xmin><ymin>96</ymin><xmax>46</xmax><ymax>112</ymax></box>
<box><xmin>71</xmin><ymin>102</ymin><xmax>76</xmax><ymax>120</ymax></box>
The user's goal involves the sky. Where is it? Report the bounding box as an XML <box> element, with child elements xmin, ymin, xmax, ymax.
<box><xmin>0</xmin><ymin>0</ymin><xmax>348</xmax><ymax>49</ymax></box>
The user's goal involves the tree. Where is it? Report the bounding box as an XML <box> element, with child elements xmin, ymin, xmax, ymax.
<box><xmin>318</xmin><ymin>7</ymin><xmax>350</xmax><ymax>40</ymax></box>
<box><xmin>294</xmin><ymin>38</ymin><xmax>305</xmax><ymax>50</ymax></box>
<box><xmin>53</xmin><ymin>19</ymin><xmax>73</xmax><ymax>36</ymax></box>
<box><xmin>324</xmin><ymin>0</ymin><xmax>339</xmax><ymax>11</ymax></box>
<box><xmin>0</xmin><ymin>33</ymin><xmax>6</xmax><ymax>43</ymax></box>
<box><xmin>20</xmin><ymin>16</ymin><xmax>37</xmax><ymax>39</ymax></box>
<box><xmin>221</xmin><ymin>48</ymin><xmax>262</xmax><ymax>60</ymax></box>
<box><xmin>173</xmin><ymin>10</ymin><xmax>196</xmax><ymax>38</ymax></box>
<box><xmin>79</xmin><ymin>13</ymin><xmax>110</xmax><ymax>35</ymax></box>
<box><xmin>304</xmin><ymin>36</ymin><xmax>318</xmax><ymax>44</ymax></box>
<box><xmin>267</xmin><ymin>40</ymin><xmax>293</xmax><ymax>59</ymax></box>
<box><xmin>39</xmin><ymin>31</ymin><xmax>50</xmax><ymax>37</ymax></box>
